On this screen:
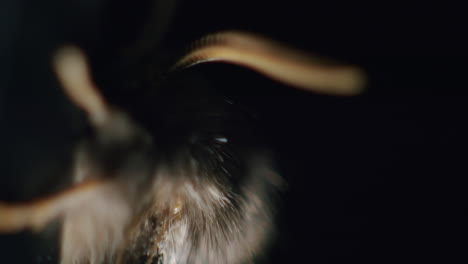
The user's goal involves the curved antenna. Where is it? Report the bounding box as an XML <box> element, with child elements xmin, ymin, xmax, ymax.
<box><xmin>172</xmin><ymin>31</ymin><xmax>366</xmax><ymax>96</ymax></box>
<box><xmin>0</xmin><ymin>180</ymin><xmax>104</xmax><ymax>233</ymax></box>
<box><xmin>53</xmin><ymin>46</ymin><xmax>111</xmax><ymax>127</ymax></box>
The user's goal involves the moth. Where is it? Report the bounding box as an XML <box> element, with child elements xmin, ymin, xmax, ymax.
<box><xmin>0</xmin><ymin>30</ymin><xmax>365</xmax><ymax>263</ymax></box>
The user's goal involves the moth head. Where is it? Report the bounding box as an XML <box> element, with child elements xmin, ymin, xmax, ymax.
<box><xmin>0</xmin><ymin>31</ymin><xmax>367</xmax><ymax>264</ymax></box>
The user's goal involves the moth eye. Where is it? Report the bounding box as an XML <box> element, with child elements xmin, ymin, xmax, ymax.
<box><xmin>214</xmin><ymin>136</ymin><xmax>228</xmax><ymax>144</ymax></box>
<box><xmin>189</xmin><ymin>134</ymin><xmax>228</xmax><ymax>144</ymax></box>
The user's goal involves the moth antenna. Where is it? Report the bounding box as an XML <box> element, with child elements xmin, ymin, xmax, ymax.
<box><xmin>0</xmin><ymin>180</ymin><xmax>104</xmax><ymax>233</ymax></box>
<box><xmin>53</xmin><ymin>46</ymin><xmax>111</xmax><ymax>127</ymax></box>
<box><xmin>172</xmin><ymin>31</ymin><xmax>366</xmax><ymax>96</ymax></box>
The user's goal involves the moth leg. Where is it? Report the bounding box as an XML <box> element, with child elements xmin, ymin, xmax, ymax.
<box><xmin>0</xmin><ymin>180</ymin><xmax>103</xmax><ymax>233</ymax></box>
<box><xmin>53</xmin><ymin>45</ymin><xmax>111</xmax><ymax>127</ymax></box>
<box><xmin>172</xmin><ymin>31</ymin><xmax>366</xmax><ymax>96</ymax></box>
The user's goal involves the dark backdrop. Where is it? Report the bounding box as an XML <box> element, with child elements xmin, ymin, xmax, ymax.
<box><xmin>0</xmin><ymin>0</ymin><xmax>467</xmax><ymax>263</ymax></box>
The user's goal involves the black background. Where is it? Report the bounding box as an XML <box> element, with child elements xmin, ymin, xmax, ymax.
<box><xmin>0</xmin><ymin>0</ymin><xmax>467</xmax><ymax>263</ymax></box>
